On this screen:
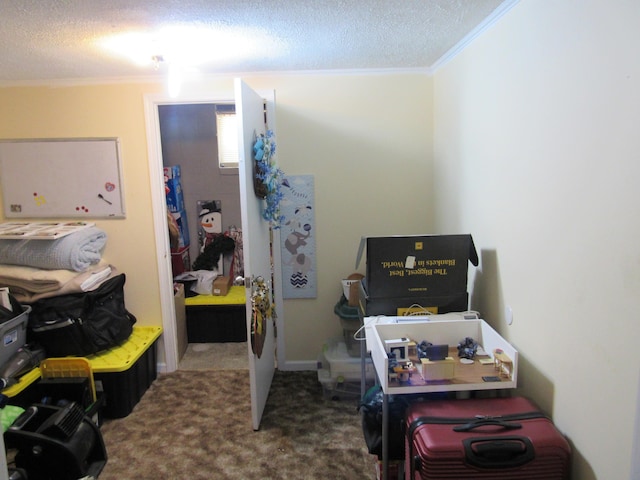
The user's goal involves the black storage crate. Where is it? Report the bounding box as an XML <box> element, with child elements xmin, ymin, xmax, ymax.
<box><xmin>186</xmin><ymin>305</ymin><xmax>247</xmax><ymax>343</ymax></box>
<box><xmin>90</xmin><ymin>326</ymin><xmax>161</xmax><ymax>419</ymax></box>
<box><xmin>3</xmin><ymin>327</ymin><xmax>161</xmax><ymax>420</ymax></box>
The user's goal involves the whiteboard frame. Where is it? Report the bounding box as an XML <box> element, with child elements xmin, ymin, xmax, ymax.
<box><xmin>0</xmin><ymin>137</ymin><xmax>126</xmax><ymax>219</ymax></box>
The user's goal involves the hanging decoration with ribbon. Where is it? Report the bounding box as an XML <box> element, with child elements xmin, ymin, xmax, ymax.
<box><xmin>250</xmin><ymin>275</ymin><xmax>271</xmax><ymax>358</ymax></box>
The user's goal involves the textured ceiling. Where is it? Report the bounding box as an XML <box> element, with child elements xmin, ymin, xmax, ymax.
<box><xmin>0</xmin><ymin>0</ymin><xmax>516</xmax><ymax>85</ymax></box>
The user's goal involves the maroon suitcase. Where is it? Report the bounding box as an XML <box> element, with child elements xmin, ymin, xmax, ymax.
<box><xmin>405</xmin><ymin>396</ymin><xmax>571</xmax><ymax>479</ymax></box>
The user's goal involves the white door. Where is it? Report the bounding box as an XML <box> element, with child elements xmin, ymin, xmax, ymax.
<box><xmin>235</xmin><ymin>79</ymin><xmax>276</xmax><ymax>430</ymax></box>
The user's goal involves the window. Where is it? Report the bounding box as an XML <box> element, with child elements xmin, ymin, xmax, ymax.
<box><xmin>216</xmin><ymin>105</ymin><xmax>238</xmax><ymax>169</ymax></box>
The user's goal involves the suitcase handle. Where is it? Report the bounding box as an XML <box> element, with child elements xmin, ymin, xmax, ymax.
<box><xmin>463</xmin><ymin>436</ymin><xmax>535</xmax><ymax>468</ymax></box>
<box><xmin>453</xmin><ymin>418</ymin><xmax>522</xmax><ymax>432</ymax></box>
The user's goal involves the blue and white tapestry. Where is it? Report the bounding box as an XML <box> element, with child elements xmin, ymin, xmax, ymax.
<box><xmin>279</xmin><ymin>175</ymin><xmax>316</xmax><ymax>298</ymax></box>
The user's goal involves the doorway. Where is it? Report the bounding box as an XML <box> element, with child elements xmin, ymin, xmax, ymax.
<box><xmin>157</xmin><ymin>102</ymin><xmax>244</xmax><ymax>368</ymax></box>
<box><xmin>158</xmin><ymin>103</ymin><xmax>241</xmax><ymax>279</ymax></box>
<box><xmin>143</xmin><ymin>89</ymin><xmax>285</xmax><ymax>375</ymax></box>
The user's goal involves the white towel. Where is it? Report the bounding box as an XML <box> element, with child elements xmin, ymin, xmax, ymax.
<box><xmin>0</xmin><ymin>226</ymin><xmax>107</xmax><ymax>271</ymax></box>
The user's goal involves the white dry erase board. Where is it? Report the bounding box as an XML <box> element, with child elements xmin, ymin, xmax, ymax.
<box><xmin>0</xmin><ymin>138</ymin><xmax>126</xmax><ymax>218</ymax></box>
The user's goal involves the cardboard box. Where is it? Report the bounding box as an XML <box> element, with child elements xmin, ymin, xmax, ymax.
<box><xmin>212</xmin><ymin>275</ymin><xmax>232</xmax><ymax>296</ymax></box>
<box><xmin>164</xmin><ymin>165</ymin><xmax>185</xmax><ymax>213</ymax></box>
<box><xmin>358</xmin><ymin>280</ymin><xmax>469</xmax><ymax>316</ymax></box>
<box><xmin>163</xmin><ymin>165</ymin><xmax>180</xmax><ymax>180</ymax></box>
<box><xmin>420</xmin><ymin>357</ymin><xmax>455</xmax><ymax>381</ymax></box>
<box><xmin>356</xmin><ymin>234</ymin><xmax>478</xmax><ymax>299</ymax></box>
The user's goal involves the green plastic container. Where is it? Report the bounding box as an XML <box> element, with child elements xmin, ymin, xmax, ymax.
<box><xmin>334</xmin><ymin>295</ymin><xmax>362</xmax><ymax>357</ymax></box>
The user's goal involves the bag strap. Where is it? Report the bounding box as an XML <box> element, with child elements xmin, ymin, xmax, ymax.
<box><xmin>125</xmin><ymin>309</ymin><xmax>137</xmax><ymax>325</ymax></box>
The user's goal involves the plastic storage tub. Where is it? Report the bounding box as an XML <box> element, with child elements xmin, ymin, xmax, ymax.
<box><xmin>185</xmin><ymin>286</ymin><xmax>247</xmax><ymax>342</ymax></box>
<box><xmin>91</xmin><ymin>326</ymin><xmax>162</xmax><ymax>418</ymax></box>
<box><xmin>2</xmin><ymin>326</ymin><xmax>162</xmax><ymax>419</ymax></box>
<box><xmin>0</xmin><ymin>305</ymin><xmax>30</xmax><ymax>368</ymax></box>
<box><xmin>317</xmin><ymin>338</ymin><xmax>375</xmax><ymax>400</ymax></box>
<box><xmin>318</xmin><ymin>338</ymin><xmax>374</xmax><ymax>380</ymax></box>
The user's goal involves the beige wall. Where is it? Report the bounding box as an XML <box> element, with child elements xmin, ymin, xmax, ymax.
<box><xmin>0</xmin><ymin>73</ymin><xmax>434</xmax><ymax>366</ymax></box>
<box><xmin>252</xmin><ymin>74</ymin><xmax>434</xmax><ymax>361</ymax></box>
<box><xmin>433</xmin><ymin>1</ymin><xmax>640</xmax><ymax>479</ymax></box>
<box><xmin>0</xmin><ymin>82</ymin><xmax>165</xmax><ymax>327</ymax></box>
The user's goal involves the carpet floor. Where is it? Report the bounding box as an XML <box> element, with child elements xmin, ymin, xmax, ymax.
<box><xmin>98</xmin><ymin>360</ymin><xmax>378</xmax><ymax>479</ymax></box>
<box><xmin>178</xmin><ymin>342</ymin><xmax>249</xmax><ymax>371</ymax></box>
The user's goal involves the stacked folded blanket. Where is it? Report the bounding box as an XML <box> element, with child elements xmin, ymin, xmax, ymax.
<box><xmin>0</xmin><ymin>226</ymin><xmax>106</xmax><ymax>272</ymax></box>
<box><xmin>0</xmin><ymin>262</ymin><xmax>117</xmax><ymax>303</ymax></box>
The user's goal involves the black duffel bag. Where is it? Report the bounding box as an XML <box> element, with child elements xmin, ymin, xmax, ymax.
<box><xmin>359</xmin><ymin>385</ymin><xmax>410</xmax><ymax>461</ymax></box>
<box><xmin>28</xmin><ymin>273</ymin><xmax>136</xmax><ymax>357</ymax></box>
<box><xmin>359</xmin><ymin>385</ymin><xmax>454</xmax><ymax>461</ymax></box>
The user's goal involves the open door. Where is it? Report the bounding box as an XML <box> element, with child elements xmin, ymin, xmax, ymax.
<box><xmin>235</xmin><ymin>79</ymin><xmax>276</xmax><ymax>430</ymax></box>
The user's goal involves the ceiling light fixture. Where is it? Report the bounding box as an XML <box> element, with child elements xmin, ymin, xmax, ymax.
<box><xmin>146</xmin><ymin>53</ymin><xmax>181</xmax><ymax>97</ymax></box>
<box><xmin>99</xmin><ymin>25</ymin><xmax>285</xmax><ymax>96</ymax></box>
<box><xmin>151</xmin><ymin>55</ymin><xmax>165</xmax><ymax>69</ymax></box>
<box><xmin>100</xmin><ymin>25</ymin><xmax>282</xmax><ymax>67</ymax></box>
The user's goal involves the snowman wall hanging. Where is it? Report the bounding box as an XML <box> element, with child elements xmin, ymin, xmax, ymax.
<box><xmin>191</xmin><ymin>200</ymin><xmax>235</xmax><ymax>272</ymax></box>
<box><xmin>197</xmin><ymin>200</ymin><xmax>222</xmax><ymax>252</ymax></box>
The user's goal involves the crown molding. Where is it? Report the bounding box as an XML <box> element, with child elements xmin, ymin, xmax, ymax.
<box><xmin>431</xmin><ymin>0</ymin><xmax>521</xmax><ymax>73</ymax></box>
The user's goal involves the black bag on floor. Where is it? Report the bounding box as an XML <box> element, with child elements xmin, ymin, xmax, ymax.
<box><xmin>359</xmin><ymin>385</ymin><xmax>454</xmax><ymax>461</ymax></box>
<box><xmin>359</xmin><ymin>385</ymin><xmax>410</xmax><ymax>461</ymax></box>
<box><xmin>28</xmin><ymin>273</ymin><xmax>136</xmax><ymax>357</ymax></box>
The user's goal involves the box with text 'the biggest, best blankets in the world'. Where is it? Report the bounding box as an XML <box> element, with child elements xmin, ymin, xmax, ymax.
<box><xmin>356</xmin><ymin>234</ymin><xmax>478</xmax><ymax>299</ymax></box>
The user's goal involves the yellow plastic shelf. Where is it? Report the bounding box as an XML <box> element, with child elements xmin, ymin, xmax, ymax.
<box><xmin>184</xmin><ymin>285</ymin><xmax>246</xmax><ymax>306</ymax></box>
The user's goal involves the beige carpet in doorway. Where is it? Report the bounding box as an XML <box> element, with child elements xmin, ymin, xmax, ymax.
<box><xmin>179</xmin><ymin>342</ymin><xmax>249</xmax><ymax>370</ymax></box>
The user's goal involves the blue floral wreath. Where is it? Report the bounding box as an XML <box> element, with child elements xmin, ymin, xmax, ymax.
<box><xmin>253</xmin><ymin>130</ymin><xmax>286</xmax><ymax>228</ymax></box>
